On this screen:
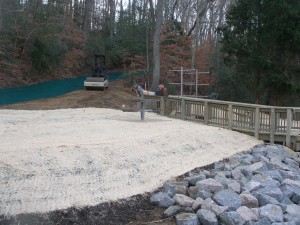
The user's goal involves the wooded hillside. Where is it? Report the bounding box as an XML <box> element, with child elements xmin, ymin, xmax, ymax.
<box><xmin>0</xmin><ymin>0</ymin><xmax>299</xmax><ymax>106</ymax></box>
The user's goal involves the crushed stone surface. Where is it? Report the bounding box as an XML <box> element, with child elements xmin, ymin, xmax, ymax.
<box><xmin>0</xmin><ymin>108</ymin><xmax>262</xmax><ymax>216</ymax></box>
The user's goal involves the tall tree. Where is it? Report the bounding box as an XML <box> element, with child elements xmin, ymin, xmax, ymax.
<box><xmin>151</xmin><ymin>0</ymin><xmax>164</xmax><ymax>89</ymax></box>
<box><xmin>109</xmin><ymin>0</ymin><xmax>116</xmax><ymax>39</ymax></box>
<box><xmin>220</xmin><ymin>0</ymin><xmax>300</xmax><ymax>105</ymax></box>
<box><xmin>83</xmin><ymin>0</ymin><xmax>94</xmax><ymax>33</ymax></box>
<box><xmin>190</xmin><ymin>0</ymin><xmax>208</xmax><ymax>68</ymax></box>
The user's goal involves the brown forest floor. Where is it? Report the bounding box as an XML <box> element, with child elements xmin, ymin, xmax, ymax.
<box><xmin>0</xmin><ymin>79</ymin><xmax>176</xmax><ymax>225</ymax></box>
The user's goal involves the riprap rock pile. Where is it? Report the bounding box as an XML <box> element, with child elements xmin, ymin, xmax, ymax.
<box><xmin>150</xmin><ymin>144</ymin><xmax>300</xmax><ymax>225</ymax></box>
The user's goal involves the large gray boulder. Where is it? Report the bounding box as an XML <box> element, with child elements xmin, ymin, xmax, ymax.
<box><xmin>250</xmin><ymin>208</ymin><xmax>259</xmax><ymax>218</ymax></box>
<box><xmin>283</xmin><ymin>213</ymin><xmax>300</xmax><ymax>224</ymax></box>
<box><xmin>184</xmin><ymin>174</ymin><xmax>206</xmax><ymax>186</ymax></box>
<box><xmin>224</xmin><ymin>156</ymin><xmax>242</xmax><ymax>170</ymax></box>
<box><xmin>188</xmin><ymin>186</ymin><xmax>212</xmax><ymax>200</ymax></box>
<box><xmin>214</xmin><ymin>161</ymin><xmax>225</xmax><ymax>170</ymax></box>
<box><xmin>228</xmin><ymin>180</ymin><xmax>241</xmax><ymax>194</ymax></box>
<box><xmin>201</xmin><ymin>170</ymin><xmax>215</xmax><ymax>179</ymax></box>
<box><xmin>163</xmin><ymin>181</ymin><xmax>188</xmax><ymax>197</ymax></box>
<box><xmin>210</xmin><ymin>204</ymin><xmax>228</xmax><ymax>216</ymax></box>
<box><xmin>196</xmin><ymin>178</ymin><xmax>223</xmax><ymax>193</ymax></box>
<box><xmin>259</xmin><ymin>204</ymin><xmax>283</xmax><ymax>223</ymax></box>
<box><xmin>247</xmin><ymin>161</ymin><xmax>268</xmax><ymax>174</ymax></box>
<box><xmin>285</xmin><ymin>204</ymin><xmax>300</xmax><ymax>215</ymax></box>
<box><xmin>175</xmin><ymin>213</ymin><xmax>199</xmax><ymax>225</ymax></box>
<box><xmin>251</xmin><ymin>174</ymin><xmax>280</xmax><ymax>188</ymax></box>
<box><xmin>263</xmin><ymin>170</ymin><xmax>284</xmax><ymax>183</ymax></box>
<box><xmin>254</xmin><ymin>192</ymin><xmax>279</xmax><ymax>206</ymax></box>
<box><xmin>280</xmin><ymin>184</ymin><xmax>295</xmax><ymax>198</ymax></box>
<box><xmin>291</xmin><ymin>189</ymin><xmax>300</xmax><ymax>204</ymax></box>
<box><xmin>200</xmin><ymin>198</ymin><xmax>215</xmax><ymax>211</ymax></box>
<box><xmin>281</xmin><ymin>179</ymin><xmax>300</xmax><ymax>204</ymax></box>
<box><xmin>163</xmin><ymin>205</ymin><xmax>183</xmax><ymax>217</ymax></box>
<box><xmin>213</xmin><ymin>189</ymin><xmax>242</xmax><ymax>211</ymax></box>
<box><xmin>281</xmin><ymin>179</ymin><xmax>300</xmax><ymax>188</ymax></box>
<box><xmin>240</xmin><ymin>192</ymin><xmax>259</xmax><ymax>208</ymax></box>
<box><xmin>219</xmin><ymin>211</ymin><xmax>245</xmax><ymax>225</ymax></box>
<box><xmin>221</xmin><ymin>170</ymin><xmax>232</xmax><ymax>178</ymax></box>
<box><xmin>279</xmin><ymin>170</ymin><xmax>299</xmax><ymax>180</ymax></box>
<box><xmin>272</xmin><ymin>222</ymin><xmax>298</xmax><ymax>225</ymax></box>
<box><xmin>283</xmin><ymin>157</ymin><xmax>299</xmax><ymax>170</ymax></box>
<box><xmin>150</xmin><ymin>192</ymin><xmax>175</xmax><ymax>208</ymax></box>
<box><xmin>236</xmin><ymin>206</ymin><xmax>259</xmax><ymax>222</ymax></box>
<box><xmin>244</xmin><ymin>181</ymin><xmax>262</xmax><ymax>192</ymax></box>
<box><xmin>254</xmin><ymin>187</ymin><xmax>285</xmax><ymax>202</ymax></box>
<box><xmin>251</xmin><ymin>146</ymin><xmax>267</xmax><ymax>158</ymax></box>
<box><xmin>214</xmin><ymin>172</ymin><xmax>230</xmax><ymax>188</ymax></box>
<box><xmin>240</xmin><ymin>167</ymin><xmax>253</xmax><ymax>179</ymax></box>
<box><xmin>192</xmin><ymin>197</ymin><xmax>204</xmax><ymax>211</ymax></box>
<box><xmin>174</xmin><ymin>194</ymin><xmax>195</xmax><ymax>207</ymax></box>
<box><xmin>197</xmin><ymin>209</ymin><xmax>218</xmax><ymax>225</ymax></box>
<box><xmin>245</xmin><ymin>217</ymin><xmax>272</xmax><ymax>225</ymax></box>
<box><xmin>265</xmin><ymin>145</ymin><xmax>297</xmax><ymax>160</ymax></box>
<box><xmin>268</xmin><ymin>158</ymin><xmax>291</xmax><ymax>171</ymax></box>
<box><xmin>240</xmin><ymin>153</ymin><xmax>255</xmax><ymax>165</ymax></box>
<box><xmin>281</xmin><ymin>196</ymin><xmax>294</xmax><ymax>206</ymax></box>
<box><xmin>231</xmin><ymin>168</ymin><xmax>246</xmax><ymax>180</ymax></box>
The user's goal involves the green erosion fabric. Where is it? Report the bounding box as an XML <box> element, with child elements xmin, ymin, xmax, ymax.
<box><xmin>0</xmin><ymin>72</ymin><xmax>123</xmax><ymax>106</ymax></box>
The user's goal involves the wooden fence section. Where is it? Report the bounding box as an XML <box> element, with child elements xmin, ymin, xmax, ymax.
<box><xmin>145</xmin><ymin>96</ymin><xmax>300</xmax><ymax>150</ymax></box>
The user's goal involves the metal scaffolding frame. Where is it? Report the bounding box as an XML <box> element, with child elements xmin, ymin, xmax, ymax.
<box><xmin>169</xmin><ymin>66</ymin><xmax>210</xmax><ymax>98</ymax></box>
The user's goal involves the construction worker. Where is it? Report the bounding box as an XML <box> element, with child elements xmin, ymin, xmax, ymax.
<box><xmin>155</xmin><ymin>84</ymin><xmax>168</xmax><ymax>96</ymax></box>
<box><xmin>133</xmin><ymin>83</ymin><xmax>168</xmax><ymax>97</ymax></box>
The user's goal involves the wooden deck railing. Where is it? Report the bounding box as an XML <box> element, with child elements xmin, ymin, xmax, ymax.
<box><xmin>144</xmin><ymin>95</ymin><xmax>300</xmax><ymax>150</ymax></box>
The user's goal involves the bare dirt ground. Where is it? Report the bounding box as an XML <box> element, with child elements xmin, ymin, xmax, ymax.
<box><xmin>0</xmin><ymin>80</ymin><xmax>262</xmax><ymax>225</ymax></box>
<box><xmin>1</xmin><ymin>80</ymin><xmax>138</xmax><ymax>110</ymax></box>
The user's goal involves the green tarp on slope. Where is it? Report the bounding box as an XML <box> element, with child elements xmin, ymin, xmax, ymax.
<box><xmin>0</xmin><ymin>72</ymin><xmax>123</xmax><ymax>106</ymax></box>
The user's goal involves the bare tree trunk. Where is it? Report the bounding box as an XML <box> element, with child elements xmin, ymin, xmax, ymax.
<box><xmin>65</xmin><ymin>0</ymin><xmax>73</xmax><ymax>17</ymax></box>
<box><xmin>171</xmin><ymin>0</ymin><xmax>179</xmax><ymax>20</ymax></box>
<box><xmin>83</xmin><ymin>0</ymin><xmax>93</xmax><ymax>32</ymax></box>
<box><xmin>36</xmin><ymin>0</ymin><xmax>43</xmax><ymax>7</ymax></box>
<box><xmin>109</xmin><ymin>0</ymin><xmax>115</xmax><ymax>39</ymax></box>
<box><xmin>180</xmin><ymin>0</ymin><xmax>192</xmax><ymax>33</ymax></box>
<box><xmin>191</xmin><ymin>0</ymin><xmax>209</xmax><ymax>68</ymax></box>
<box><xmin>151</xmin><ymin>0</ymin><xmax>164</xmax><ymax>89</ymax></box>
<box><xmin>120</xmin><ymin>0</ymin><xmax>123</xmax><ymax>12</ymax></box>
<box><xmin>0</xmin><ymin>0</ymin><xmax>2</xmax><ymax>32</ymax></box>
<box><xmin>148</xmin><ymin>0</ymin><xmax>155</xmax><ymax>24</ymax></box>
<box><xmin>141</xmin><ymin>0</ymin><xmax>148</xmax><ymax>22</ymax></box>
<box><xmin>74</xmin><ymin>0</ymin><xmax>79</xmax><ymax>25</ymax></box>
<box><xmin>131</xmin><ymin>0</ymin><xmax>136</xmax><ymax>26</ymax></box>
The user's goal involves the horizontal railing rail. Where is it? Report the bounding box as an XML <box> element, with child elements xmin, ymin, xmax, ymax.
<box><xmin>145</xmin><ymin>95</ymin><xmax>300</xmax><ymax>150</ymax></box>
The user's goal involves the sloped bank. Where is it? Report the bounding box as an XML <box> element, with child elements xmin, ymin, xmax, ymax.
<box><xmin>151</xmin><ymin>144</ymin><xmax>300</xmax><ymax>225</ymax></box>
<box><xmin>2</xmin><ymin>144</ymin><xmax>299</xmax><ymax>225</ymax></box>
<box><xmin>0</xmin><ymin>108</ymin><xmax>261</xmax><ymax>217</ymax></box>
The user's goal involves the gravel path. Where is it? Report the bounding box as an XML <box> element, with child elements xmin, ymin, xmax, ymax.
<box><xmin>0</xmin><ymin>108</ymin><xmax>262</xmax><ymax>216</ymax></box>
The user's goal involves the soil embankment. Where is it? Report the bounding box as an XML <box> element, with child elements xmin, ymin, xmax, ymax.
<box><xmin>0</xmin><ymin>81</ymin><xmax>263</xmax><ymax>225</ymax></box>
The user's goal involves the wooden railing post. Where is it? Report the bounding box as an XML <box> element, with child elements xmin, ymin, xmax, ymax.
<box><xmin>204</xmin><ymin>102</ymin><xmax>209</xmax><ymax>125</ymax></box>
<box><xmin>270</xmin><ymin>108</ymin><xmax>276</xmax><ymax>144</ymax></box>
<box><xmin>228</xmin><ymin>104</ymin><xmax>233</xmax><ymax>130</ymax></box>
<box><xmin>160</xmin><ymin>97</ymin><xmax>165</xmax><ymax>116</ymax></box>
<box><xmin>255</xmin><ymin>107</ymin><xmax>260</xmax><ymax>139</ymax></box>
<box><xmin>286</xmin><ymin>108</ymin><xmax>292</xmax><ymax>147</ymax></box>
<box><xmin>181</xmin><ymin>98</ymin><xmax>186</xmax><ymax>120</ymax></box>
<box><xmin>162</xmin><ymin>97</ymin><xmax>300</xmax><ymax>147</ymax></box>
